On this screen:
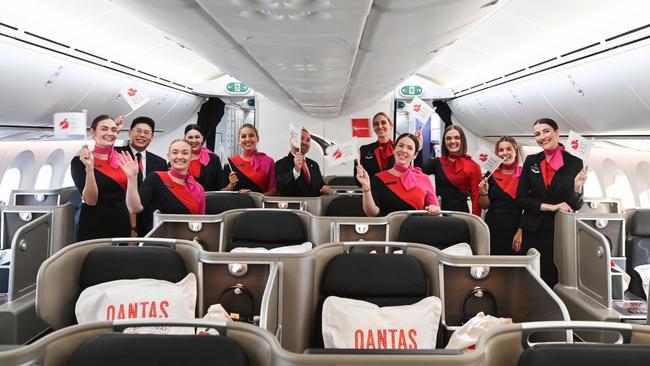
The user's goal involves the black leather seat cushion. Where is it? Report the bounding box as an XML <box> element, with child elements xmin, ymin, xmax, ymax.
<box><xmin>79</xmin><ymin>247</ymin><xmax>188</xmax><ymax>291</ymax></box>
<box><xmin>626</xmin><ymin>210</ymin><xmax>650</xmax><ymax>299</ymax></box>
<box><xmin>325</xmin><ymin>196</ymin><xmax>365</xmax><ymax>217</ymax></box>
<box><xmin>66</xmin><ymin>333</ymin><xmax>250</xmax><ymax>366</ymax></box>
<box><xmin>398</xmin><ymin>215</ymin><xmax>470</xmax><ymax>250</ymax></box>
<box><xmin>229</xmin><ymin>210</ymin><xmax>306</xmax><ymax>250</ymax></box>
<box><xmin>205</xmin><ymin>194</ymin><xmax>256</xmax><ymax>214</ymax></box>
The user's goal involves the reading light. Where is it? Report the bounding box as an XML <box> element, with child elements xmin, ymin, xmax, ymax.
<box><xmin>229</xmin><ymin>263</ymin><xmax>248</xmax><ymax>277</ymax></box>
<box><xmin>470</xmin><ymin>266</ymin><xmax>490</xmax><ymax>280</ymax></box>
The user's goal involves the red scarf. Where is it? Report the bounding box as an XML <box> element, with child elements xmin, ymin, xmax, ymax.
<box><xmin>93</xmin><ymin>145</ymin><xmax>120</xmax><ymax>169</ymax></box>
<box><xmin>374</xmin><ymin>140</ymin><xmax>394</xmax><ymax>171</ymax></box>
<box><xmin>393</xmin><ymin>164</ymin><xmax>439</xmax><ymax>207</ymax></box>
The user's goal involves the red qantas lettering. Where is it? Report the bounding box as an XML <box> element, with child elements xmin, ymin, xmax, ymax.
<box><xmin>353</xmin><ymin>329</ymin><xmax>418</xmax><ymax>349</ymax></box>
<box><xmin>103</xmin><ymin>300</ymin><xmax>170</xmax><ymax>321</ymax></box>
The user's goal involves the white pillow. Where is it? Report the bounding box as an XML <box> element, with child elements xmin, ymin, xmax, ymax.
<box><xmin>76</xmin><ymin>273</ymin><xmax>196</xmax><ymax>334</ymax></box>
<box><xmin>634</xmin><ymin>264</ymin><xmax>650</xmax><ymax>298</ymax></box>
<box><xmin>230</xmin><ymin>242</ymin><xmax>313</xmax><ymax>254</ymax></box>
<box><xmin>322</xmin><ymin>296</ymin><xmax>442</xmax><ymax>349</ymax></box>
<box><xmin>441</xmin><ymin>243</ymin><xmax>472</xmax><ymax>256</ymax></box>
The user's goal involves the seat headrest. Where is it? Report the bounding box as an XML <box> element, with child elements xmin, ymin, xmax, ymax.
<box><xmin>325</xmin><ymin>196</ymin><xmax>365</xmax><ymax>217</ymax></box>
<box><xmin>398</xmin><ymin>215</ymin><xmax>470</xmax><ymax>249</ymax></box>
<box><xmin>230</xmin><ymin>211</ymin><xmax>306</xmax><ymax>250</ymax></box>
<box><xmin>79</xmin><ymin>247</ymin><xmax>188</xmax><ymax>291</ymax></box>
<box><xmin>327</xmin><ymin>176</ymin><xmax>357</xmax><ymax>186</ymax></box>
<box><xmin>66</xmin><ymin>333</ymin><xmax>250</xmax><ymax>366</ymax></box>
<box><xmin>630</xmin><ymin>210</ymin><xmax>650</xmax><ymax>237</ymax></box>
<box><xmin>205</xmin><ymin>194</ymin><xmax>256</xmax><ymax>214</ymax></box>
<box><xmin>320</xmin><ymin>254</ymin><xmax>427</xmax><ymax>306</ymax></box>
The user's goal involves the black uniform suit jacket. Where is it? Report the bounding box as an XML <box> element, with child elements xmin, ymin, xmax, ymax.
<box><xmin>516</xmin><ymin>150</ymin><xmax>584</xmax><ymax>233</ymax></box>
<box><xmin>275</xmin><ymin>153</ymin><xmax>325</xmax><ymax>197</ymax></box>
<box><xmin>353</xmin><ymin>141</ymin><xmax>395</xmax><ymax>186</ymax></box>
<box><xmin>115</xmin><ymin>145</ymin><xmax>168</xmax><ymax>236</ymax></box>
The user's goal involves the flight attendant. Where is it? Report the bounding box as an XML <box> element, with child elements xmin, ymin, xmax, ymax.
<box><xmin>120</xmin><ymin>139</ymin><xmax>205</xmax><ymax>233</ymax></box>
<box><xmin>71</xmin><ymin>114</ymin><xmax>130</xmax><ymax>240</ymax></box>
<box><xmin>517</xmin><ymin>118</ymin><xmax>588</xmax><ymax>286</ymax></box>
<box><xmin>354</xmin><ymin>112</ymin><xmax>395</xmax><ymax>185</ymax></box>
<box><xmin>184</xmin><ymin>124</ymin><xmax>224</xmax><ymax>191</ymax></box>
<box><xmin>357</xmin><ymin>133</ymin><xmax>440</xmax><ymax>217</ymax></box>
<box><xmin>223</xmin><ymin>123</ymin><xmax>276</xmax><ymax>195</ymax></box>
<box><xmin>478</xmin><ymin>136</ymin><xmax>524</xmax><ymax>255</ymax></box>
<box><xmin>422</xmin><ymin>125</ymin><xmax>482</xmax><ymax>215</ymax></box>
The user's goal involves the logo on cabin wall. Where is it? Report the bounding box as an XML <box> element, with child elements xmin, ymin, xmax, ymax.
<box><xmin>479</xmin><ymin>153</ymin><xmax>488</xmax><ymax>162</ymax></box>
<box><xmin>570</xmin><ymin>139</ymin><xmax>579</xmax><ymax>150</ymax></box>
<box><xmin>127</xmin><ymin>88</ymin><xmax>137</xmax><ymax>97</ymax></box>
<box><xmin>332</xmin><ymin>149</ymin><xmax>343</xmax><ymax>160</ymax></box>
<box><xmin>59</xmin><ymin>118</ymin><xmax>69</xmax><ymax>130</ymax></box>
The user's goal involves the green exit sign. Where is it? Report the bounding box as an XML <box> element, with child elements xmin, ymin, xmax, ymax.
<box><xmin>226</xmin><ymin>82</ymin><xmax>249</xmax><ymax>94</ymax></box>
<box><xmin>400</xmin><ymin>85</ymin><xmax>423</xmax><ymax>97</ymax></box>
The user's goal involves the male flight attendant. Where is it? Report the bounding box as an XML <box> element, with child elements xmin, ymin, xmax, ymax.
<box><xmin>275</xmin><ymin>128</ymin><xmax>331</xmax><ymax>197</ymax></box>
<box><xmin>116</xmin><ymin>116</ymin><xmax>167</xmax><ymax>236</ymax></box>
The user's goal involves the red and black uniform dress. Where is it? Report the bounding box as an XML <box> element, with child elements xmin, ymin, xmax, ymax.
<box><xmin>484</xmin><ymin>167</ymin><xmax>522</xmax><ymax>255</ymax></box>
<box><xmin>225</xmin><ymin>152</ymin><xmax>276</xmax><ymax>193</ymax></box>
<box><xmin>71</xmin><ymin>155</ymin><xmax>130</xmax><ymax>241</ymax></box>
<box><xmin>370</xmin><ymin>166</ymin><xmax>439</xmax><ymax>216</ymax></box>
<box><xmin>354</xmin><ymin>140</ymin><xmax>394</xmax><ymax>186</ymax></box>
<box><xmin>517</xmin><ymin>146</ymin><xmax>583</xmax><ymax>286</ymax></box>
<box><xmin>139</xmin><ymin>171</ymin><xmax>206</xmax><ymax>233</ymax></box>
<box><xmin>422</xmin><ymin>155</ymin><xmax>482</xmax><ymax>215</ymax></box>
<box><xmin>188</xmin><ymin>147</ymin><xmax>224</xmax><ymax>191</ymax></box>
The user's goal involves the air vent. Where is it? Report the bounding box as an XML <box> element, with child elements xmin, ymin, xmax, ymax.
<box><xmin>560</xmin><ymin>42</ymin><xmax>600</xmax><ymax>58</ymax></box>
<box><xmin>110</xmin><ymin>61</ymin><xmax>136</xmax><ymax>71</ymax></box>
<box><xmin>24</xmin><ymin>31</ymin><xmax>70</xmax><ymax>48</ymax></box>
<box><xmin>0</xmin><ymin>22</ymin><xmax>18</xmax><ymax>31</ymax></box>
<box><xmin>605</xmin><ymin>23</ymin><xmax>650</xmax><ymax>42</ymax></box>
<box><xmin>172</xmin><ymin>82</ymin><xmax>186</xmax><ymax>88</ymax></box>
<box><xmin>160</xmin><ymin>78</ymin><xmax>171</xmax><ymax>83</ymax></box>
<box><xmin>74</xmin><ymin>48</ymin><xmax>108</xmax><ymax>61</ymax></box>
<box><xmin>528</xmin><ymin>57</ymin><xmax>556</xmax><ymax>69</ymax></box>
<box><xmin>138</xmin><ymin>70</ymin><xmax>157</xmax><ymax>78</ymax></box>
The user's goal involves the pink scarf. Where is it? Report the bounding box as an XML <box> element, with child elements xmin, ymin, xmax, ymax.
<box><xmin>169</xmin><ymin>169</ymin><xmax>206</xmax><ymax>214</ymax></box>
<box><xmin>393</xmin><ymin>164</ymin><xmax>439</xmax><ymax>206</ymax></box>
<box><xmin>196</xmin><ymin>146</ymin><xmax>212</xmax><ymax>166</ymax></box>
<box><xmin>500</xmin><ymin>162</ymin><xmax>522</xmax><ymax>179</ymax></box>
<box><xmin>93</xmin><ymin>145</ymin><xmax>120</xmax><ymax>169</ymax></box>
<box><xmin>242</xmin><ymin>149</ymin><xmax>269</xmax><ymax>171</ymax></box>
<box><xmin>543</xmin><ymin>145</ymin><xmax>565</xmax><ymax>171</ymax></box>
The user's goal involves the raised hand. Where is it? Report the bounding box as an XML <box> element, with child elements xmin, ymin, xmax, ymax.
<box><xmin>115</xmin><ymin>115</ymin><xmax>125</xmax><ymax>132</ymax></box>
<box><xmin>293</xmin><ymin>152</ymin><xmax>304</xmax><ymax>172</ymax></box>
<box><xmin>79</xmin><ymin>145</ymin><xmax>94</xmax><ymax>170</ymax></box>
<box><xmin>415</xmin><ymin>127</ymin><xmax>424</xmax><ymax>151</ymax></box>
<box><xmin>574</xmin><ymin>166</ymin><xmax>588</xmax><ymax>194</ymax></box>
<box><xmin>356</xmin><ymin>164</ymin><xmax>371</xmax><ymax>190</ymax></box>
<box><xmin>117</xmin><ymin>151</ymin><xmax>139</xmax><ymax>178</ymax></box>
<box><xmin>478</xmin><ymin>178</ymin><xmax>489</xmax><ymax>196</ymax></box>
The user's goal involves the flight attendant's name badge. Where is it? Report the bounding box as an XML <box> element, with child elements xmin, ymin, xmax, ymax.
<box><xmin>531</xmin><ymin>164</ymin><xmax>540</xmax><ymax>174</ymax></box>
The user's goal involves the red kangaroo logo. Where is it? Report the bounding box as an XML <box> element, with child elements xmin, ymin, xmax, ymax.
<box><xmin>333</xmin><ymin>149</ymin><xmax>343</xmax><ymax>159</ymax></box>
<box><xmin>571</xmin><ymin>139</ymin><xmax>579</xmax><ymax>150</ymax></box>
<box><xmin>413</xmin><ymin>104</ymin><xmax>421</xmax><ymax>113</ymax></box>
<box><xmin>479</xmin><ymin>153</ymin><xmax>488</xmax><ymax>162</ymax></box>
<box><xmin>59</xmin><ymin>118</ymin><xmax>69</xmax><ymax>129</ymax></box>
<box><xmin>127</xmin><ymin>88</ymin><xmax>137</xmax><ymax>97</ymax></box>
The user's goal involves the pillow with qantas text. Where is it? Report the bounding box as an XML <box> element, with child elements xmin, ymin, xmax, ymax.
<box><xmin>75</xmin><ymin>273</ymin><xmax>196</xmax><ymax>334</ymax></box>
<box><xmin>322</xmin><ymin>296</ymin><xmax>441</xmax><ymax>349</ymax></box>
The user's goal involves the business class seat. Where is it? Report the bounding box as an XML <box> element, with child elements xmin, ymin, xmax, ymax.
<box><xmin>0</xmin><ymin>321</ymin><xmax>269</xmax><ymax>366</ymax></box>
<box><xmin>310</xmin><ymin>250</ymin><xmax>435</xmax><ymax>349</ymax></box>
<box><xmin>626</xmin><ymin>210</ymin><xmax>650</xmax><ymax>299</ymax></box>
<box><xmin>226</xmin><ymin>209</ymin><xmax>308</xmax><ymax>251</ymax></box>
<box><xmin>36</xmin><ymin>238</ymin><xmax>202</xmax><ymax>329</ymax></box>
<box><xmin>480</xmin><ymin>321</ymin><xmax>650</xmax><ymax>366</ymax></box>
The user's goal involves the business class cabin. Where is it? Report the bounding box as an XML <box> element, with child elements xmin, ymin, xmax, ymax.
<box><xmin>2</xmin><ymin>0</ymin><xmax>650</xmax><ymax>365</ymax></box>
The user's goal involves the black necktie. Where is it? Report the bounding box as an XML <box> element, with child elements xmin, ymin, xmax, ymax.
<box><xmin>136</xmin><ymin>152</ymin><xmax>143</xmax><ymax>181</ymax></box>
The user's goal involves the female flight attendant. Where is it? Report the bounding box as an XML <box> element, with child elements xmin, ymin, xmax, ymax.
<box><xmin>120</xmin><ymin>139</ymin><xmax>205</xmax><ymax>233</ymax></box>
<box><xmin>517</xmin><ymin>118</ymin><xmax>588</xmax><ymax>286</ymax></box>
<box><xmin>355</xmin><ymin>112</ymin><xmax>395</xmax><ymax>184</ymax></box>
<box><xmin>478</xmin><ymin>136</ymin><xmax>524</xmax><ymax>255</ymax></box>
<box><xmin>184</xmin><ymin>124</ymin><xmax>224</xmax><ymax>191</ymax></box>
<box><xmin>422</xmin><ymin>125</ymin><xmax>482</xmax><ymax>215</ymax></box>
<box><xmin>223</xmin><ymin>123</ymin><xmax>276</xmax><ymax>195</ymax></box>
<box><xmin>357</xmin><ymin>133</ymin><xmax>440</xmax><ymax>217</ymax></box>
<box><xmin>71</xmin><ymin>114</ymin><xmax>130</xmax><ymax>240</ymax></box>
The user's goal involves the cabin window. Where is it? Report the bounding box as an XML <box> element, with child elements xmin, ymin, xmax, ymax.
<box><xmin>636</xmin><ymin>162</ymin><xmax>650</xmax><ymax>207</ymax></box>
<box><xmin>583</xmin><ymin>169</ymin><xmax>602</xmax><ymax>198</ymax></box>
<box><xmin>0</xmin><ymin>168</ymin><xmax>21</xmax><ymax>205</ymax></box>
<box><xmin>62</xmin><ymin>165</ymin><xmax>75</xmax><ymax>188</ymax></box>
<box><xmin>34</xmin><ymin>164</ymin><xmax>53</xmax><ymax>189</ymax></box>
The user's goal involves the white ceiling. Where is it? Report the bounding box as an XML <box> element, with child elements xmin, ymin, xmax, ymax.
<box><xmin>108</xmin><ymin>0</ymin><xmax>507</xmax><ymax>117</ymax></box>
